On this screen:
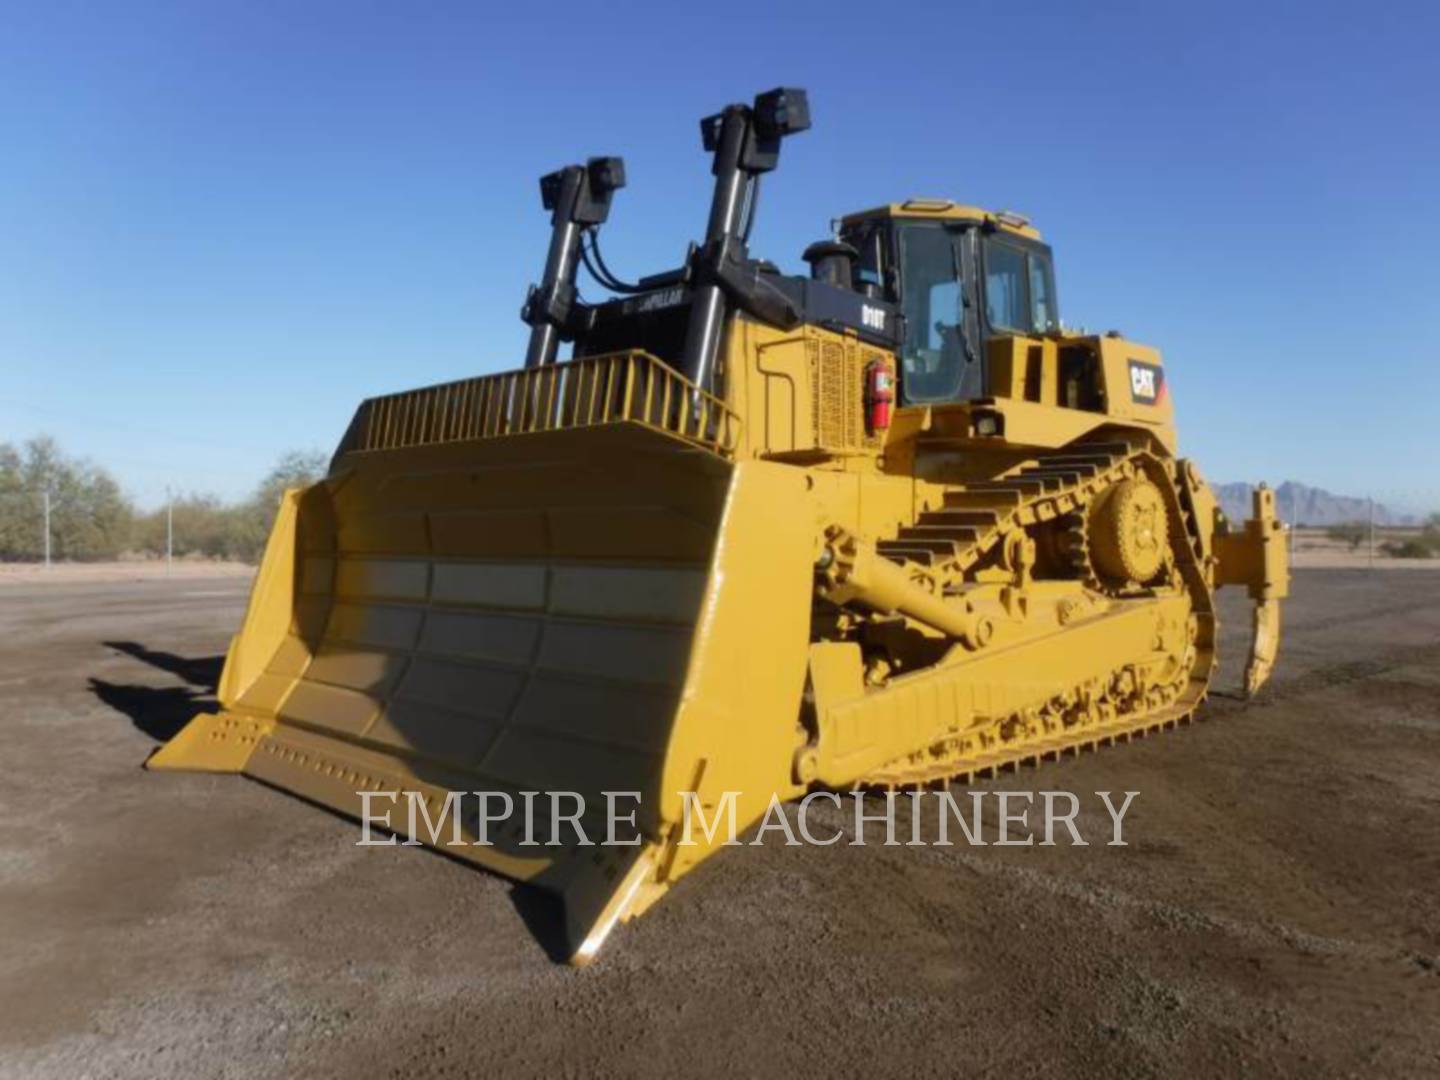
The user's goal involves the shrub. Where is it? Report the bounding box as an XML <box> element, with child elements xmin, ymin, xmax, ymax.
<box><xmin>1325</xmin><ymin>522</ymin><xmax>1367</xmax><ymax>550</ymax></box>
<box><xmin>1381</xmin><ymin>540</ymin><xmax>1433</xmax><ymax>560</ymax></box>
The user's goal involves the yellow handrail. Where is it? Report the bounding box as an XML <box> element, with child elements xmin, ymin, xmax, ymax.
<box><xmin>352</xmin><ymin>351</ymin><xmax>739</xmax><ymax>457</ymax></box>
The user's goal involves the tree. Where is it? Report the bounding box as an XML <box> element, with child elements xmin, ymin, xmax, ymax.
<box><xmin>250</xmin><ymin>450</ymin><xmax>328</xmax><ymax>534</ymax></box>
<box><xmin>236</xmin><ymin>449</ymin><xmax>328</xmax><ymax>560</ymax></box>
<box><xmin>0</xmin><ymin>437</ymin><xmax>133</xmax><ymax>561</ymax></box>
<box><xmin>0</xmin><ymin>443</ymin><xmax>31</xmax><ymax>557</ymax></box>
<box><xmin>0</xmin><ymin>440</ymin><xmax>327</xmax><ymax>565</ymax></box>
<box><xmin>134</xmin><ymin>493</ymin><xmax>249</xmax><ymax>560</ymax></box>
<box><xmin>131</xmin><ymin>450</ymin><xmax>328</xmax><ymax>563</ymax></box>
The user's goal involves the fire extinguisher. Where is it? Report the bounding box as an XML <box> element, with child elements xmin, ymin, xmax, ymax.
<box><xmin>865</xmin><ymin>360</ymin><xmax>894</xmax><ymax>432</ymax></box>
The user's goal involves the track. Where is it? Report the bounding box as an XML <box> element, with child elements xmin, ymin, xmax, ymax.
<box><xmin>858</xmin><ymin>439</ymin><xmax>1222</xmax><ymax>788</ymax></box>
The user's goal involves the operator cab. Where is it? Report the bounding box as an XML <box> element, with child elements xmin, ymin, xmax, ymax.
<box><xmin>839</xmin><ymin>201</ymin><xmax>1059</xmax><ymax>405</ymax></box>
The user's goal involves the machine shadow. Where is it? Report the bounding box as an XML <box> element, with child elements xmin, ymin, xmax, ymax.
<box><xmin>508</xmin><ymin>887</ymin><xmax>573</xmax><ymax>964</ymax></box>
<box><xmin>90</xmin><ymin>640</ymin><xmax>225</xmax><ymax>743</ymax></box>
<box><xmin>104</xmin><ymin>640</ymin><xmax>223</xmax><ymax>691</ymax></box>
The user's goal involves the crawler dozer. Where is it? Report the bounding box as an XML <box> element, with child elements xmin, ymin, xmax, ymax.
<box><xmin>151</xmin><ymin>88</ymin><xmax>1288</xmax><ymax>962</ymax></box>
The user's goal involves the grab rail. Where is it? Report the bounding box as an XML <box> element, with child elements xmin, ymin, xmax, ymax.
<box><xmin>340</xmin><ymin>351</ymin><xmax>741</xmax><ymax>458</ymax></box>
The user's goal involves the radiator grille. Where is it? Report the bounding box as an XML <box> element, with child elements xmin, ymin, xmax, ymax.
<box><xmin>806</xmin><ymin>336</ymin><xmax>875</xmax><ymax>452</ymax></box>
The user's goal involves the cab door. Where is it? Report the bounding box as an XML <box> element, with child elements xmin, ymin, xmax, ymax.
<box><xmin>893</xmin><ymin>222</ymin><xmax>986</xmax><ymax>404</ymax></box>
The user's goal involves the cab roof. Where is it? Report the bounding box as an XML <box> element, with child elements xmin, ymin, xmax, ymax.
<box><xmin>841</xmin><ymin>199</ymin><xmax>1043</xmax><ymax>241</ymax></box>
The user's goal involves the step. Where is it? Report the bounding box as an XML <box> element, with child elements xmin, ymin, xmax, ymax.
<box><xmin>967</xmin><ymin>477</ymin><xmax>1051</xmax><ymax>496</ymax></box>
<box><xmin>1070</xmin><ymin>441</ymin><xmax>1134</xmax><ymax>458</ymax></box>
<box><xmin>918</xmin><ymin>509</ymin><xmax>1002</xmax><ymax>528</ymax></box>
<box><xmin>942</xmin><ymin>489</ymin><xmax>1024</xmax><ymax>511</ymax></box>
<box><xmin>901</xmin><ymin>524</ymin><xmax>981</xmax><ymax>546</ymax></box>
<box><xmin>874</xmin><ymin>545</ymin><xmax>937</xmax><ymax>566</ymax></box>
<box><xmin>1037</xmin><ymin>454</ymin><xmax>1119</xmax><ymax>470</ymax></box>
<box><xmin>1017</xmin><ymin>469</ymin><xmax>1083</xmax><ymax>489</ymax></box>
<box><xmin>878</xmin><ymin>536</ymin><xmax>960</xmax><ymax>557</ymax></box>
<box><xmin>1021</xmin><ymin>463</ymin><xmax>1098</xmax><ymax>481</ymax></box>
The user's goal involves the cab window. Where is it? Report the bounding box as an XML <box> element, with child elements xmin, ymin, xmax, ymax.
<box><xmin>1029</xmin><ymin>255</ymin><xmax>1056</xmax><ymax>329</ymax></box>
<box><xmin>984</xmin><ymin>242</ymin><xmax>1028</xmax><ymax>331</ymax></box>
<box><xmin>897</xmin><ymin>224</ymin><xmax>965</xmax><ymax>402</ymax></box>
<box><xmin>984</xmin><ymin>237</ymin><xmax>1058</xmax><ymax>334</ymax></box>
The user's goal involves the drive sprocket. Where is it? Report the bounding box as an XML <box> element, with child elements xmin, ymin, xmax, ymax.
<box><xmin>1087</xmin><ymin>476</ymin><xmax>1170</xmax><ymax>586</ymax></box>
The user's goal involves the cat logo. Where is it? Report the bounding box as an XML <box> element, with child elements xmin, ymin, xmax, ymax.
<box><xmin>1128</xmin><ymin>360</ymin><xmax>1164</xmax><ymax>404</ymax></box>
<box><xmin>861</xmin><ymin>304</ymin><xmax>886</xmax><ymax>331</ymax></box>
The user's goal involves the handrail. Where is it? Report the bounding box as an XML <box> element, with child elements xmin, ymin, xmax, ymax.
<box><xmin>343</xmin><ymin>351</ymin><xmax>741</xmax><ymax>458</ymax></box>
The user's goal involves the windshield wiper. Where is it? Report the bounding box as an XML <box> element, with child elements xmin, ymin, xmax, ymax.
<box><xmin>950</xmin><ymin>234</ymin><xmax>978</xmax><ymax>365</ymax></box>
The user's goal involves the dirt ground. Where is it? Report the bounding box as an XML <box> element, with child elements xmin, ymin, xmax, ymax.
<box><xmin>0</xmin><ymin>561</ymin><xmax>254</xmax><ymax>586</ymax></box>
<box><xmin>1</xmin><ymin>568</ymin><xmax>1437</xmax><ymax>1078</ymax></box>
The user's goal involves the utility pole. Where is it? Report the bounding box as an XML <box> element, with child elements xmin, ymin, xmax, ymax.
<box><xmin>42</xmin><ymin>490</ymin><xmax>51</xmax><ymax>570</ymax></box>
<box><xmin>166</xmin><ymin>485</ymin><xmax>173</xmax><ymax>576</ymax></box>
<box><xmin>1368</xmin><ymin>497</ymin><xmax>1375</xmax><ymax>570</ymax></box>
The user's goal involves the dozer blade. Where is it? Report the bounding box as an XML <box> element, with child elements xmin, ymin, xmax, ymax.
<box><xmin>150</xmin><ymin>421</ymin><xmax>816</xmax><ymax>963</ymax></box>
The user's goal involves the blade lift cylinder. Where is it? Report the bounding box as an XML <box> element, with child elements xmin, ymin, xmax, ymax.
<box><xmin>522</xmin><ymin>156</ymin><xmax>626</xmax><ymax>368</ymax></box>
<box><xmin>680</xmin><ymin>87</ymin><xmax>810</xmax><ymax>393</ymax></box>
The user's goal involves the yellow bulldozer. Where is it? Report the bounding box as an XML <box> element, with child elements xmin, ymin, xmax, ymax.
<box><xmin>151</xmin><ymin>88</ymin><xmax>1288</xmax><ymax>963</ymax></box>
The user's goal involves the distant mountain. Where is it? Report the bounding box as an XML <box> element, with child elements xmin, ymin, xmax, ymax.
<box><xmin>1215</xmin><ymin>481</ymin><xmax>1417</xmax><ymax>527</ymax></box>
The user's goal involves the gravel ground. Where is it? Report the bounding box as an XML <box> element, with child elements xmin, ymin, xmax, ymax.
<box><xmin>0</xmin><ymin>568</ymin><xmax>1437</xmax><ymax>1078</ymax></box>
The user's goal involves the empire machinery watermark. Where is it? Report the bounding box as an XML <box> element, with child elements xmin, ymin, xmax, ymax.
<box><xmin>355</xmin><ymin>788</ymin><xmax>1141</xmax><ymax>849</ymax></box>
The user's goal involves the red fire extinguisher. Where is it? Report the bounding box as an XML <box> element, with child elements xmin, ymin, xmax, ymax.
<box><xmin>865</xmin><ymin>360</ymin><xmax>894</xmax><ymax>432</ymax></box>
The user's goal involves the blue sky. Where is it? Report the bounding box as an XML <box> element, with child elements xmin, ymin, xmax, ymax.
<box><xmin>2</xmin><ymin>1</ymin><xmax>1437</xmax><ymax>512</ymax></box>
